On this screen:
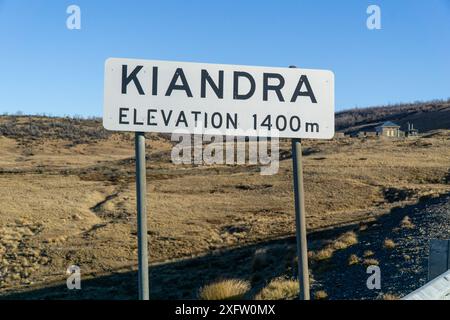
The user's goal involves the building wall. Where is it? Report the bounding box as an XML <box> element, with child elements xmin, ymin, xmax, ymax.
<box><xmin>381</xmin><ymin>127</ymin><xmax>399</xmax><ymax>137</ymax></box>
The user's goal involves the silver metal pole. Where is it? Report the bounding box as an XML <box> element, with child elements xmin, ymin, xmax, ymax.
<box><xmin>288</xmin><ymin>65</ymin><xmax>310</xmax><ymax>300</ymax></box>
<box><xmin>135</xmin><ymin>132</ymin><xmax>149</xmax><ymax>300</ymax></box>
<box><xmin>292</xmin><ymin>139</ymin><xmax>310</xmax><ymax>300</ymax></box>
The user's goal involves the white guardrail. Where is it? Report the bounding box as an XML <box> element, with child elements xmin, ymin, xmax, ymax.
<box><xmin>402</xmin><ymin>269</ymin><xmax>450</xmax><ymax>300</ymax></box>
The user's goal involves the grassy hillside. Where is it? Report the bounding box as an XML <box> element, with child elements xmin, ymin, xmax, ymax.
<box><xmin>2</xmin><ymin>99</ymin><xmax>449</xmax><ymax>140</ymax></box>
<box><xmin>0</xmin><ymin>105</ymin><xmax>449</xmax><ymax>299</ymax></box>
<box><xmin>336</xmin><ymin>99</ymin><xmax>450</xmax><ymax>134</ymax></box>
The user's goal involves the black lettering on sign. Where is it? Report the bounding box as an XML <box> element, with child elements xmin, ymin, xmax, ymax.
<box><xmin>121</xmin><ymin>65</ymin><xmax>144</xmax><ymax>95</ymax></box>
<box><xmin>263</xmin><ymin>73</ymin><xmax>285</xmax><ymax>102</ymax></box>
<box><xmin>191</xmin><ymin>111</ymin><xmax>201</xmax><ymax>126</ymax></box>
<box><xmin>117</xmin><ymin>64</ymin><xmax>321</xmax><ymax>105</ymax></box>
<box><xmin>175</xmin><ymin>111</ymin><xmax>188</xmax><ymax>127</ymax></box>
<box><xmin>147</xmin><ymin>109</ymin><xmax>157</xmax><ymax>126</ymax></box>
<box><xmin>166</xmin><ymin>68</ymin><xmax>193</xmax><ymax>97</ymax></box>
<box><xmin>211</xmin><ymin>112</ymin><xmax>223</xmax><ymax>128</ymax></box>
<box><xmin>233</xmin><ymin>71</ymin><xmax>255</xmax><ymax>100</ymax></box>
<box><xmin>119</xmin><ymin>108</ymin><xmax>129</xmax><ymax>124</ymax></box>
<box><xmin>306</xmin><ymin>122</ymin><xmax>320</xmax><ymax>132</ymax></box>
<box><xmin>291</xmin><ymin>75</ymin><xmax>317</xmax><ymax>103</ymax></box>
<box><xmin>152</xmin><ymin>67</ymin><xmax>158</xmax><ymax>96</ymax></box>
<box><xmin>133</xmin><ymin>109</ymin><xmax>143</xmax><ymax>125</ymax></box>
<box><xmin>226</xmin><ymin>113</ymin><xmax>237</xmax><ymax>129</ymax></box>
<box><xmin>201</xmin><ymin>70</ymin><xmax>224</xmax><ymax>99</ymax></box>
<box><xmin>161</xmin><ymin>110</ymin><xmax>173</xmax><ymax>126</ymax></box>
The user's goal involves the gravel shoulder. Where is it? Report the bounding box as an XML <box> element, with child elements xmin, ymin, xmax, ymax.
<box><xmin>311</xmin><ymin>193</ymin><xmax>450</xmax><ymax>299</ymax></box>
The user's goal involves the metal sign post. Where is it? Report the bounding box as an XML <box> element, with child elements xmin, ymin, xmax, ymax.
<box><xmin>135</xmin><ymin>132</ymin><xmax>149</xmax><ymax>300</ymax></box>
<box><xmin>288</xmin><ymin>65</ymin><xmax>310</xmax><ymax>300</ymax></box>
<box><xmin>291</xmin><ymin>138</ymin><xmax>310</xmax><ymax>300</ymax></box>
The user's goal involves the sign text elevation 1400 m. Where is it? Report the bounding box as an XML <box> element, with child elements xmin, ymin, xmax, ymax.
<box><xmin>103</xmin><ymin>58</ymin><xmax>334</xmax><ymax>139</ymax></box>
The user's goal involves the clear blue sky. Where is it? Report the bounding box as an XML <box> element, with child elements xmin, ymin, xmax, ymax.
<box><xmin>1</xmin><ymin>0</ymin><xmax>449</xmax><ymax>117</ymax></box>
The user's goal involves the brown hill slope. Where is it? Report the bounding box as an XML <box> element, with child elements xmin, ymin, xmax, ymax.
<box><xmin>1</xmin><ymin>99</ymin><xmax>449</xmax><ymax>139</ymax></box>
<box><xmin>336</xmin><ymin>100</ymin><xmax>450</xmax><ymax>134</ymax></box>
<box><xmin>0</xmin><ymin>108</ymin><xmax>449</xmax><ymax>299</ymax></box>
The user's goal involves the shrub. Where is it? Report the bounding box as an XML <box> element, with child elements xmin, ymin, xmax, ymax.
<box><xmin>359</xmin><ymin>224</ymin><xmax>368</xmax><ymax>231</ymax></box>
<box><xmin>363</xmin><ymin>250</ymin><xmax>374</xmax><ymax>257</ymax></box>
<box><xmin>332</xmin><ymin>231</ymin><xmax>358</xmax><ymax>250</ymax></box>
<box><xmin>381</xmin><ymin>293</ymin><xmax>399</xmax><ymax>300</ymax></box>
<box><xmin>348</xmin><ymin>254</ymin><xmax>360</xmax><ymax>266</ymax></box>
<box><xmin>312</xmin><ymin>248</ymin><xmax>334</xmax><ymax>261</ymax></box>
<box><xmin>383</xmin><ymin>239</ymin><xmax>396</xmax><ymax>249</ymax></box>
<box><xmin>400</xmin><ymin>216</ymin><xmax>415</xmax><ymax>229</ymax></box>
<box><xmin>363</xmin><ymin>258</ymin><xmax>379</xmax><ymax>266</ymax></box>
<box><xmin>198</xmin><ymin>279</ymin><xmax>250</xmax><ymax>300</ymax></box>
<box><xmin>255</xmin><ymin>278</ymin><xmax>299</xmax><ymax>300</ymax></box>
<box><xmin>312</xmin><ymin>231</ymin><xmax>358</xmax><ymax>262</ymax></box>
<box><xmin>314</xmin><ymin>290</ymin><xmax>328</xmax><ymax>300</ymax></box>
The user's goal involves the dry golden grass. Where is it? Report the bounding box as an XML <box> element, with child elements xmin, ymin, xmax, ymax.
<box><xmin>363</xmin><ymin>258</ymin><xmax>379</xmax><ymax>266</ymax></box>
<box><xmin>314</xmin><ymin>290</ymin><xmax>328</xmax><ymax>300</ymax></box>
<box><xmin>198</xmin><ymin>279</ymin><xmax>250</xmax><ymax>300</ymax></box>
<box><xmin>254</xmin><ymin>278</ymin><xmax>299</xmax><ymax>300</ymax></box>
<box><xmin>312</xmin><ymin>248</ymin><xmax>334</xmax><ymax>261</ymax></box>
<box><xmin>312</xmin><ymin>231</ymin><xmax>359</xmax><ymax>262</ymax></box>
<box><xmin>400</xmin><ymin>216</ymin><xmax>415</xmax><ymax>229</ymax></box>
<box><xmin>1</xmin><ymin>117</ymin><xmax>449</xmax><ymax>295</ymax></box>
<box><xmin>381</xmin><ymin>293</ymin><xmax>400</xmax><ymax>300</ymax></box>
<box><xmin>383</xmin><ymin>239</ymin><xmax>396</xmax><ymax>249</ymax></box>
<box><xmin>359</xmin><ymin>224</ymin><xmax>368</xmax><ymax>231</ymax></box>
<box><xmin>348</xmin><ymin>254</ymin><xmax>360</xmax><ymax>266</ymax></box>
<box><xmin>332</xmin><ymin>231</ymin><xmax>358</xmax><ymax>249</ymax></box>
<box><xmin>363</xmin><ymin>250</ymin><xmax>375</xmax><ymax>257</ymax></box>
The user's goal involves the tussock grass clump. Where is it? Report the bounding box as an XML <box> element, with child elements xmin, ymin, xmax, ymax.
<box><xmin>332</xmin><ymin>241</ymin><xmax>348</xmax><ymax>250</ymax></box>
<box><xmin>383</xmin><ymin>239</ymin><xmax>396</xmax><ymax>249</ymax></box>
<box><xmin>255</xmin><ymin>278</ymin><xmax>299</xmax><ymax>300</ymax></box>
<box><xmin>332</xmin><ymin>231</ymin><xmax>358</xmax><ymax>250</ymax></box>
<box><xmin>311</xmin><ymin>231</ymin><xmax>359</xmax><ymax>262</ymax></box>
<box><xmin>400</xmin><ymin>216</ymin><xmax>415</xmax><ymax>229</ymax></box>
<box><xmin>381</xmin><ymin>293</ymin><xmax>400</xmax><ymax>300</ymax></box>
<box><xmin>363</xmin><ymin>250</ymin><xmax>374</xmax><ymax>257</ymax></box>
<box><xmin>363</xmin><ymin>258</ymin><xmax>379</xmax><ymax>266</ymax></box>
<box><xmin>348</xmin><ymin>254</ymin><xmax>360</xmax><ymax>266</ymax></box>
<box><xmin>199</xmin><ymin>279</ymin><xmax>250</xmax><ymax>300</ymax></box>
<box><xmin>339</xmin><ymin>231</ymin><xmax>359</xmax><ymax>246</ymax></box>
<box><xmin>314</xmin><ymin>290</ymin><xmax>328</xmax><ymax>300</ymax></box>
<box><xmin>312</xmin><ymin>248</ymin><xmax>334</xmax><ymax>261</ymax></box>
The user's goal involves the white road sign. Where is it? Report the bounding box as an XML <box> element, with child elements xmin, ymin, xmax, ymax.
<box><xmin>103</xmin><ymin>58</ymin><xmax>334</xmax><ymax>139</ymax></box>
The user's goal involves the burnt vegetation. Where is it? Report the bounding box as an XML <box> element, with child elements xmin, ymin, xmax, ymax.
<box><xmin>0</xmin><ymin>115</ymin><xmax>111</xmax><ymax>145</ymax></box>
<box><xmin>1</xmin><ymin>99</ymin><xmax>449</xmax><ymax>145</ymax></box>
<box><xmin>336</xmin><ymin>99</ymin><xmax>450</xmax><ymax>133</ymax></box>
